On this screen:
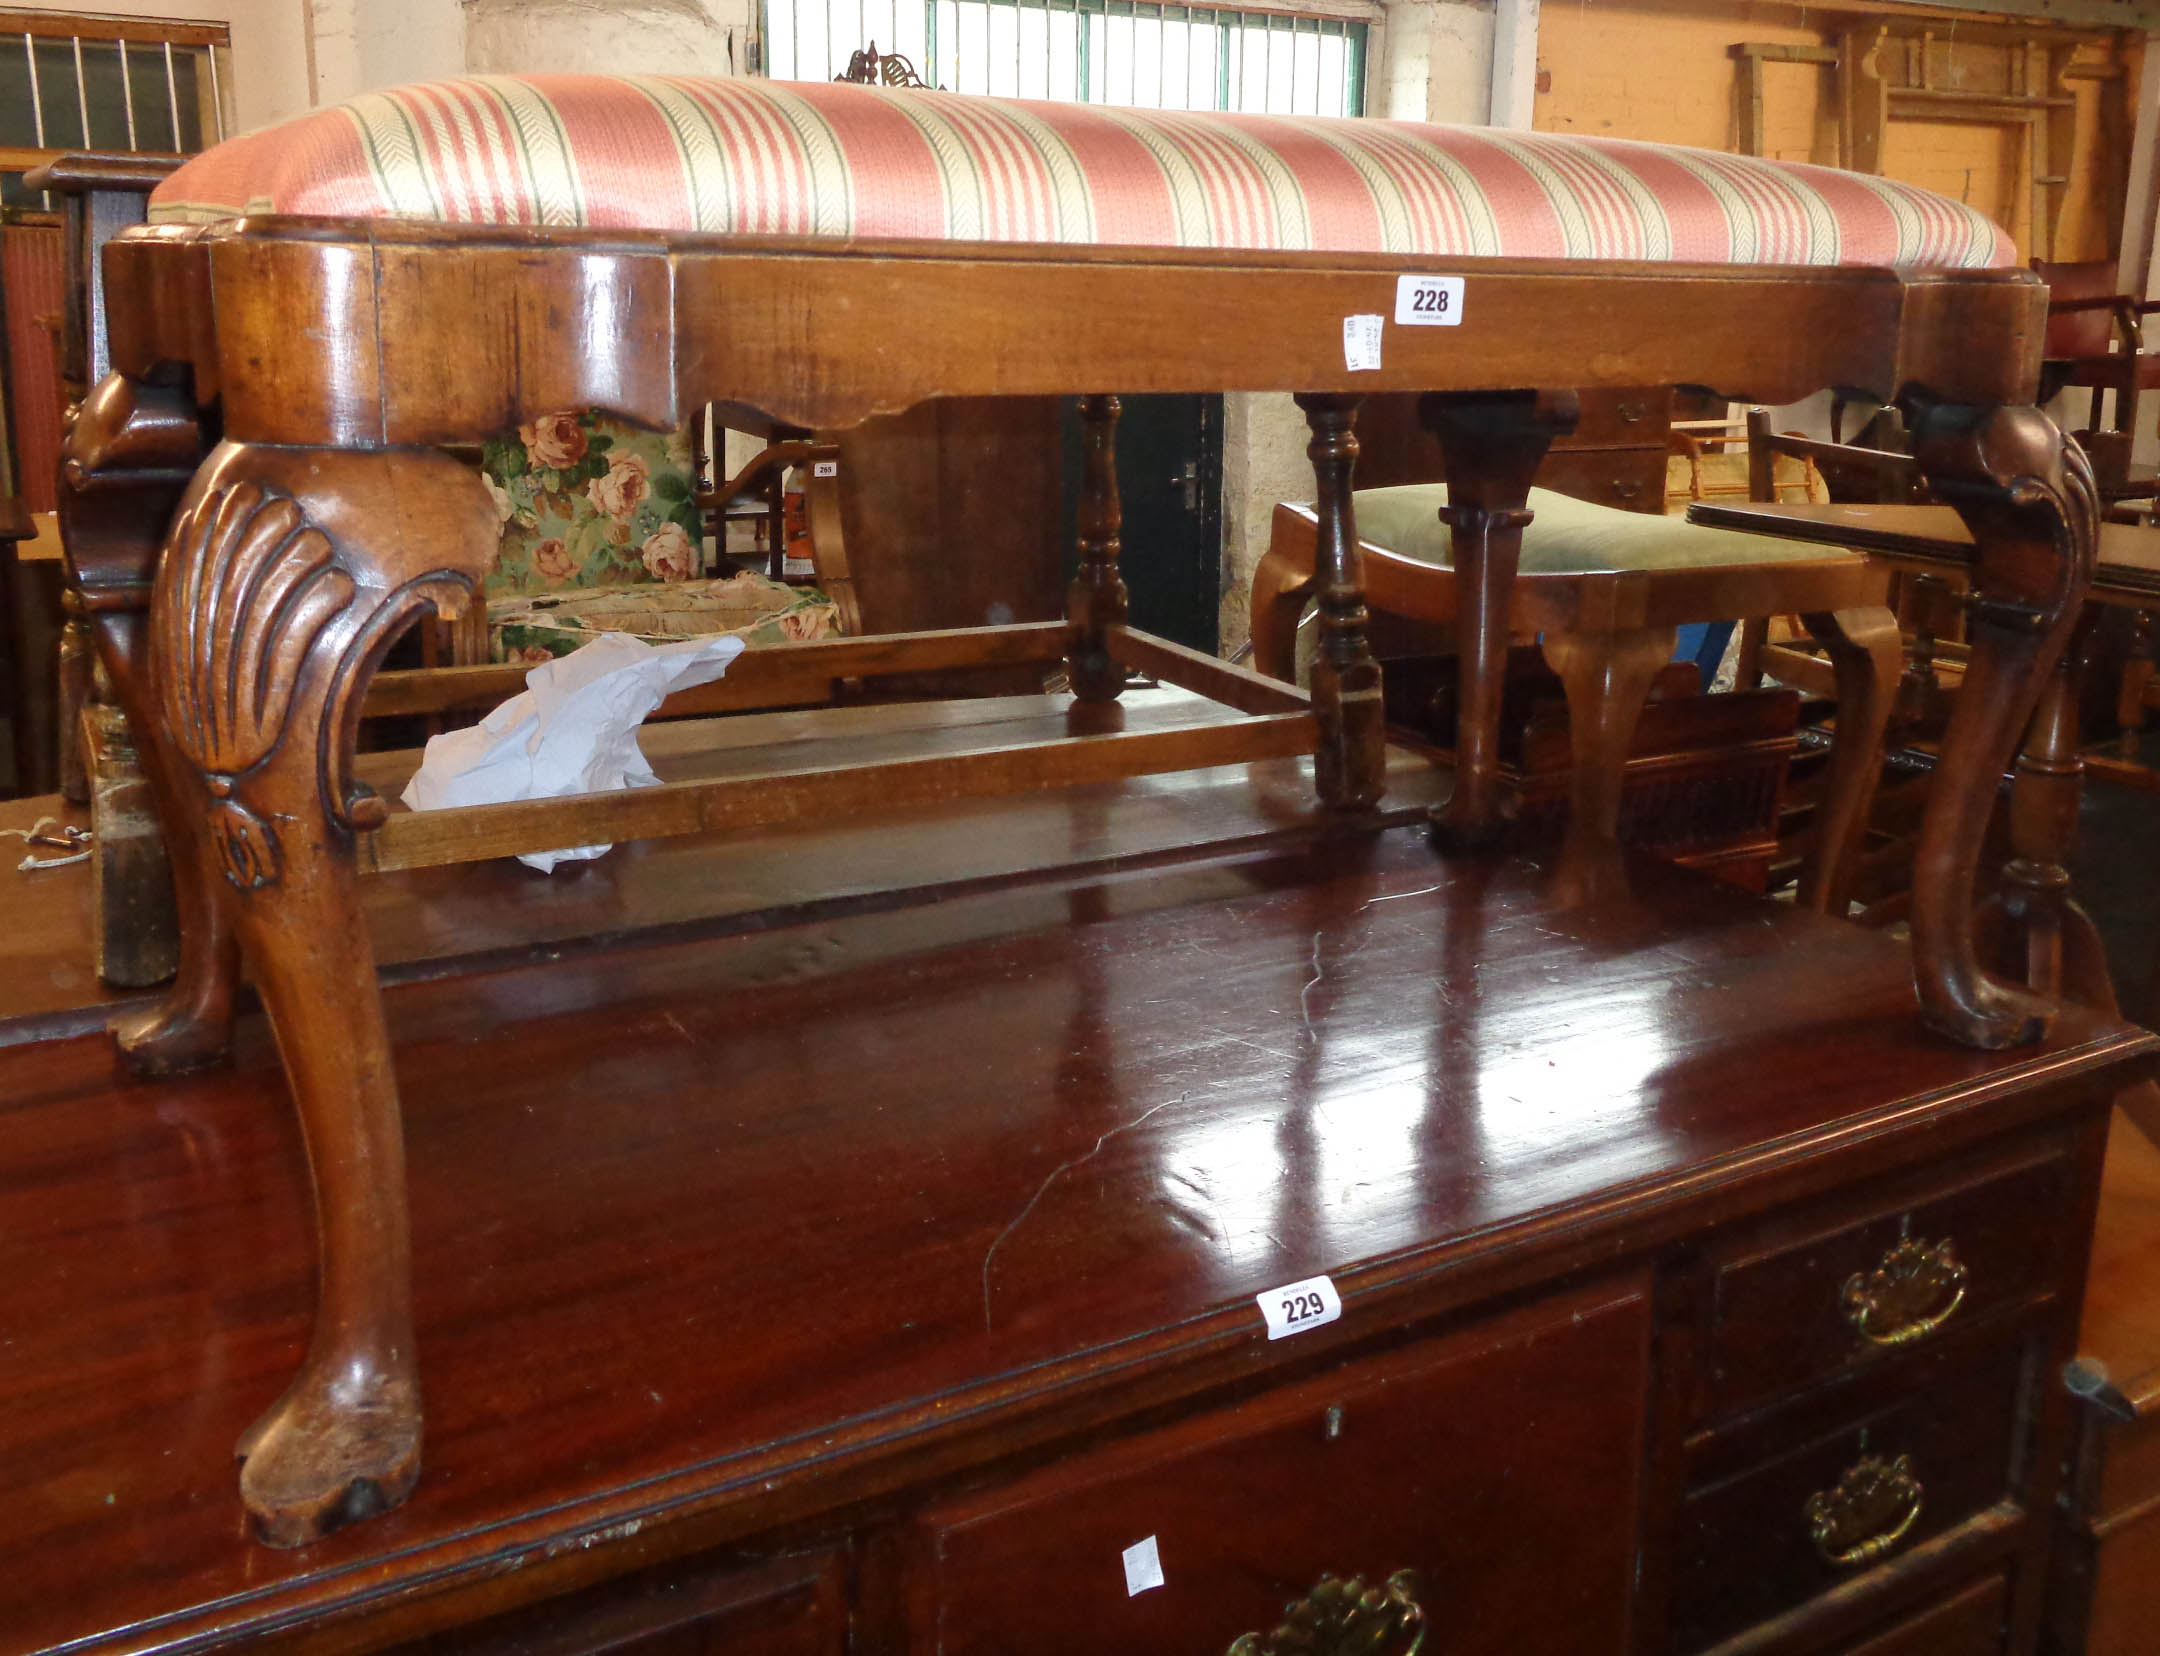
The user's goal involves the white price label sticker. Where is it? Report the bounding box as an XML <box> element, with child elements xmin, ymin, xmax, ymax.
<box><xmin>1342</xmin><ymin>313</ymin><xmax>1383</xmax><ymax>372</ymax></box>
<box><xmin>1122</xmin><ymin>1535</ymin><xmax>1165</xmax><ymax>1596</ymax></box>
<box><xmin>1258</xmin><ymin>1273</ymin><xmax>1343</xmax><ymax>1340</ymax></box>
<box><xmin>1394</xmin><ymin>274</ymin><xmax>1465</xmax><ymax>326</ymax></box>
<box><xmin>812</xmin><ymin>459</ymin><xmax>839</xmax><ymax>477</ymax></box>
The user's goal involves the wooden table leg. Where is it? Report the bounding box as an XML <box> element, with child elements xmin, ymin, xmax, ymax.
<box><xmin>1295</xmin><ymin>392</ymin><xmax>1383</xmax><ymax>810</ymax></box>
<box><xmin>1419</xmin><ymin>390</ymin><xmax>1578</xmax><ymax>849</ymax></box>
<box><xmin>1539</xmin><ymin>624</ymin><xmax>1677</xmax><ymax>903</ymax></box>
<box><xmin>58</xmin><ymin>374</ymin><xmax>241</xmax><ymax>1072</ymax></box>
<box><xmin>1067</xmin><ymin>393</ymin><xmax>1129</xmax><ymax>703</ymax></box>
<box><xmin>1981</xmin><ymin>613</ymin><xmax>2160</xmax><ymax>1139</ymax></box>
<box><xmin>55</xmin><ymin>604</ymin><xmax>91</xmax><ymax>805</ymax></box>
<box><xmin>1796</xmin><ymin>605</ymin><xmax>1903</xmax><ymax>917</ymax></box>
<box><xmin>149</xmin><ymin>440</ymin><xmax>494</xmax><ymax>1546</ymax></box>
<box><xmin>1909</xmin><ymin>402</ymin><xmax>2098</xmax><ymax>1049</ymax></box>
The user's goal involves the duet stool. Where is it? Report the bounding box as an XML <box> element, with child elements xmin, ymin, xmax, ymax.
<box><xmin>1256</xmin><ymin>483</ymin><xmax>1900</xmax><ymax>911</ymax></box>
<box><xmin>63</xmin><ymin>72</ymin><xmax>2095</xmax><ymax>1544</ymax></box>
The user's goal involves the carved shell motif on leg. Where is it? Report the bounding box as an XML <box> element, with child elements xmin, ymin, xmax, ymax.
<box><xmin>152</xmin><ymin>479</ymin><xmax>356</xmax><ymax>891</ymax></box>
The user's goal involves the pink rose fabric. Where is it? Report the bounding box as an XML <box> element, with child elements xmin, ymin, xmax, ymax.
<box><xmin>519</xmin><ymin>411</ymin><xmax>588</xmax><ymax>470</ymax></box>
<box><xmin>531</xmin><ymin>537</ymin><xmax>576</xmax><ymax>582</ymax></box>
<box><xmin>641</xmin><ymin>521</ymin><xmax>696</xmax><ymax>582</ymax></box>
<box><xmin>587</xmin><ymin>453</ymin><xmax>651</xmax><ymax>520</ymax></box>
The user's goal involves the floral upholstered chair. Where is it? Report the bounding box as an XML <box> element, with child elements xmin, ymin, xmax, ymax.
<box><xmin>474</xmin><ymin>408</ymin><xmax>840</xmax><ymax>664</ymax></box>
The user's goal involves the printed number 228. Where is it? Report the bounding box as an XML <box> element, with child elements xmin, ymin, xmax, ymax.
<box><xmin>1409</xmin><ymin>286</ymin><xmax>1449</xmax><ymax>316</ymax></box>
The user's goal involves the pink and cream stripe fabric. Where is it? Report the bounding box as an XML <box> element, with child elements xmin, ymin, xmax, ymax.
<box><xmin>150</xmin><ymin>74</ymin><xmax>2016</xmax><ymax>269</ymax></box>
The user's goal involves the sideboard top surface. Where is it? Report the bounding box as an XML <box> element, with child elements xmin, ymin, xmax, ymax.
<box><xmin>1</xmin><ymin>825</ymin><xmax>2149</xmax><ymax>1653</ymax></box>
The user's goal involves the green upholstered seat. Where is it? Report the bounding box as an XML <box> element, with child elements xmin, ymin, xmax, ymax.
<box><xmin>1353</xmin><ymin>484</ymin><xmax>1861</xmax><ymax>575</ymax></box>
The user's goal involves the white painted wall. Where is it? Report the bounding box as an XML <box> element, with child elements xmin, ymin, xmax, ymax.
<box><xmin>305</xmin><ymin>0</ymin><xmax>461</xmax><ymax>106</ymax></box>
<box><xmin>465</xmin><ymin>0</ymin><xmax>757</xmax><ymax>81</ymax></box>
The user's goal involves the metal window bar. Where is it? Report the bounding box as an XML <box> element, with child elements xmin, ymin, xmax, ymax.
<box><xmin>764</xmin><ymin>0</ymin><xmax>1363</xmax><ymax>113</ymax></box>
<box><xmin>4</xmin><ymin>25</ymin><xmax>228</xmax><ymax>214</ymax></box>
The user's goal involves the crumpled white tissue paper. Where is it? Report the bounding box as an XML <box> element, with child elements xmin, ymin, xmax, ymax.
<box><xmin>401</xmin><ymin>630</ymin><xmax>747</xmax><ymax>872</ymax></box>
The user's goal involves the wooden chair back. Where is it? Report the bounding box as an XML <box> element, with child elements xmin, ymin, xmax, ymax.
<box><xmin>1743</xmin><ymin>410</ymin><xmax>1922</xmax><ymax>506</ymax></box>
<box><xmin>2038</xmin><ymin>258</ymin><xmax>2131</xmax><ymax>361</ymax></box>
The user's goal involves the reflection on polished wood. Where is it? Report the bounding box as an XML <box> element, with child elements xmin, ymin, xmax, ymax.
<box><xmin>0</xmin><ymin>821</ymin><xmax>2148</xmax><ymax>1651</ymax></box>
<box><xmin>79</xmin><ymin>206</ymin><xmax>2093</xmax><ymax>1541</ymax></box>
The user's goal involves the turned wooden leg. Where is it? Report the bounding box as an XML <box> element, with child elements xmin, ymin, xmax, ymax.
<box><xmin>1294</xmin><ymin>393</ymin><xmax>1383</xmax><ymax>810</ymax></box>
<box><xmin>2117</xmin><ymin>608</ymin><xmax>2154</xmax><ymax>759</ymax></box>
<box><xmin>1539</xmin><ymin>625</ymin><xmax>1676</xmax><ymax>902</ymax></box>
<box><xmin>1795</xmin><ymin>606</ymin><xmax>1902</xmax><ymax>917</ymax></box>
<box><xmin>57</xmin><ymin>374</ymin><xmax>243</xmax><ymax>1070</ymax></box>
<box><xmin>1067</xmin><ymin>393</ymin><xmax>1129</xmax><ymax>702</ymax></box>
<box><xmin>1249</xmin><ymin>539</ymin><xmax>1316</xmax><ymax>684</ymax></box>
<box><xmin>150</xmin><ymin>440</ymin><xmax>494</xmax><ymax>1545</ymax></box>
<box><xmin>1909</xmin><ymin>403</ymin><xmax>2098</xmax><ymax>1049</ymax></box>
<box><xmin>55</xmin><ymin>604</ymin><xmax>93</xmax><ymax>805</ymax></box>
<box><xmin>1420</xmin><ymin>390</ymin><xmax>1579</xmax><ymax>848</ymax></box>
<box><xmin>1987</xmin><ymin>612</ymin><xmax>2097</xmax><ymax>1003</ymax></box>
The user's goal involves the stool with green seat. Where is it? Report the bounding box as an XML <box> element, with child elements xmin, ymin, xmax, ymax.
<box><xmin>1255</xmin><ymin>482</ymin><xmax>1901</xmax><ymax>913</ymax></box>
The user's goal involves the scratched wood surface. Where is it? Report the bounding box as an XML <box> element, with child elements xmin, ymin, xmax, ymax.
<box><xmin>0</xmin><ymin>746</ymin><xmax>1447</xmax><ymax>1045</ymax></box>
<box><xmin>0</xmin><ymin>822</ymin><xmax>2149</xmax><ymax>1654</ymax></box>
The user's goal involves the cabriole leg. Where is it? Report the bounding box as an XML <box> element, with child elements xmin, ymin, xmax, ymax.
<box><xmin>1067</xmin><ymin>393</ymin><xmax>1129</xmax><ymax>702</ymax></box>
<box><xmin>1419</xmin><ymin>391</ymin><xmax>1579</xmax><ymax>849</ymax></box>
<box><xmin>1908</xmin><ymin>403</ymin><xmax>2097</xmax><ymax>1049</ymax></box>
<box><xmin>1795</xmin><ymin>605</ymin><xmax>1903</xmax><ymax>917</ymax></box>
<box><xmin>150</xmin><ymin>440</ymin><xmax>493</xmax><ymax>1545</ymax></box>
<box><xmin>1294</xmin><ymin>392</ymin><xmax>1383</xmax><ymax>810</ymax></box>
<box><xmin>1539</xmin><ymin>625</ymin><xmax>1676</xmax><ymax>903</ymax></box>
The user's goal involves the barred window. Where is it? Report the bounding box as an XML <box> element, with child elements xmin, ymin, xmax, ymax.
<box><xmin>764</xmin><ymin>0</ymin><xmax>1368</xmax><ymax>117</ymax></box>
<box><xmin>0</xmin><ymin>10</ymin><xmax>233</xmax><ymax>210</ymax></box>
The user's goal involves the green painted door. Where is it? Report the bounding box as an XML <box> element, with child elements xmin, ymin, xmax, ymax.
<box><xmin>1061</xmin><ymin>394</ymin><xmax>1223</xmax><ymax>656</ymax></box>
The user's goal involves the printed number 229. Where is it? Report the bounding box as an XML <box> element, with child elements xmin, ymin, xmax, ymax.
<box><xmin>1259</xmin><ymin>1273</ymin><xmax>1343</xmax><ymax>1340</ymax></box>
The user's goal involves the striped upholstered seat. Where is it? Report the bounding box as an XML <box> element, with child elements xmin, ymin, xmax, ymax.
<box><xmin>149</xmin><ymin>75</ymin><xmax>2013</xmax><ymax>270</ymax></box>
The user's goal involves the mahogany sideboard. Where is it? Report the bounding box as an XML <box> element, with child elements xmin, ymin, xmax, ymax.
<box><xmin>2</xmin><ymin>800</ymin><xmax>2151</xmax><ymax>1656</ymax></box>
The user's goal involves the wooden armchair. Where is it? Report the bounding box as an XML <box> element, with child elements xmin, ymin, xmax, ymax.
<box><xmin>2035</xmin><ymin>258</ymin><xmax>2160</xmax><ymax>505</ymax></box>
<box><xmin>467</xmin><ymin>408</ymin><xmax>849</xmax><ymax>665</ymax></box>
<box><xmin>1731</xmin><ymin>412</ymin><xmax>1930</xmax><ymax>699</ymax></box>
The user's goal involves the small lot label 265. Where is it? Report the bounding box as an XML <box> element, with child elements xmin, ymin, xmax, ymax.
<box><xmin>1258</xmin><ymin>1273</ymin><xmax>1344</xmax><ymax>1340</ymax></box>
<box><xmin>1394</xmin><ymin>274</ymin><xmax>1465</xmax><ymax>327</ymax></box>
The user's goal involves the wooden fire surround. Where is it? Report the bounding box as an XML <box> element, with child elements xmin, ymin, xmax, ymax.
<box><xmin>56</xmin><ymin>216</ymin><xmax>2095</xmax><ymax>1546</ymax></box>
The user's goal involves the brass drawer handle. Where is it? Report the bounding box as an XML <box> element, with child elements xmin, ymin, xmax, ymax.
<box><xmin>1805</xmin><ymin>1454</ymin><xmax>1923</xmax><ymax>1569</ymax></box>
<box><xmin>1840</xmin><ymin>1236</ymin><xmax>1967</xmax><ymax>1347</ymax></box>
<box><xmin>1616</xmin><ymin>400</ymin><xmax>1649</xmax><ymax>424</ymax></box>
<box><xmin>1226</xmin><ymin>1569</ymin><xmax>1425</xmax><ymax>1656</ymax></box>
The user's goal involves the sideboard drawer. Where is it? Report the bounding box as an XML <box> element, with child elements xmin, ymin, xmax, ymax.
<box><xmin>384</xmin><ymin>1547</ymin><xmax>846</xmax><ymax>1656</ymax></box>
<box><xmin>1842</xmin><ymin>1573</ymin><xmax>2007</xmax><ymax>1656</ymax></box>
<box><xmin>1535</xmin><ymin>446</ymin><xmax>1668</xmax><ymax>514</ymax></box>
<box><xmin>1551</xmin><ymin>387</ymin><xmax>1675</xmax><ymax>451</ymax></box>
<box><xmin>907</xmin><ymin>1276</ymin><xmax>1649</xmax><ymax>1656</ymax></box>
<box><xmin>1705</xmin><ymin>1146</ymin><xmax>2074</xmax><ymax>1416</ymax></box>
<box><xmin>1671</xmin><ymin>1337</ymin><xmax>2026</xmax><ymax>1652</ymax></box>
